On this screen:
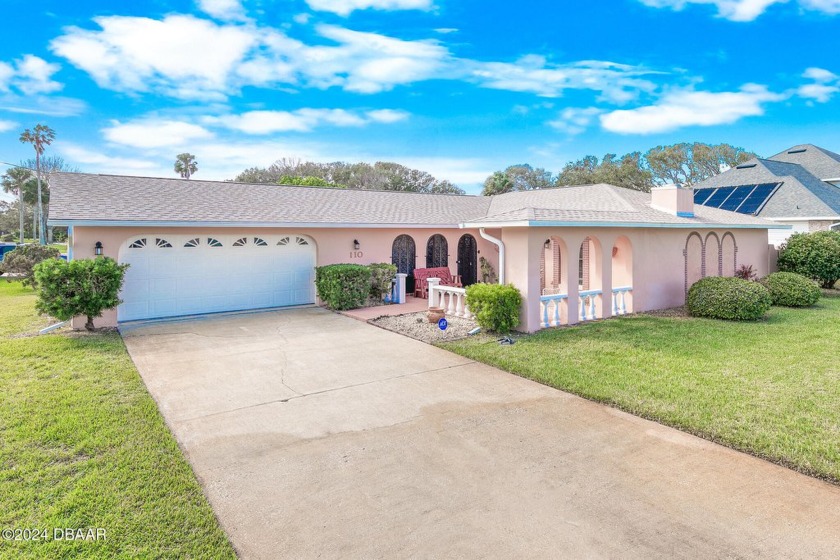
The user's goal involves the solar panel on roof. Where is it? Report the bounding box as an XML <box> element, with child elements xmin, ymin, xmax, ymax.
<box><xmin>719</xmin><ymin>185</ymin><xmax>756</xmax><ymax>211</ymax></box>
<box><xmin>694</xmin><ymin>189</ymin><xmax>715</xmax><ymax>204</ymax></box>
<box><xmin>704</xmin><ymin>186</ymin><xmax>737</xmax><ymax>208</ymax></box>
<box><xmin>737</xmin><ymin>182</ymin><xmax>779</xmax><ymax>215</ymax></box>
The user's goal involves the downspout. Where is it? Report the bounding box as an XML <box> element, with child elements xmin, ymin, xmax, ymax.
<box><xmin>479</xmin><ymin>228</ymin><xmax>505</xmax><ymax>284</ymax></box>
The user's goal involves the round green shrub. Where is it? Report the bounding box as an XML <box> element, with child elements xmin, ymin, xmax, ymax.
<box><xmin>465</xmin><ymin>283</ymin><xmax>522</xmax><ymax>333</ymax></box>
<box><xmin>777</xmin><ymin>231</ymin><xmax>840</xmax><ymax>289</ymax></box>
<box><xmin>686</xmin><ymin>276</ymin><xmax>771</xmax><ymax>321</ymax></box>
<box><xmin>0</xmin><ymin>244</ymin><xmax>61</xmax><ymax>287</ymax></box>
<box><xmin>314</xmin><ymin>264</ymin><xmax>372</xmax><ymax>310</ymax></box>
<box><xmin>760</xmin><ymin>272</ymin><xmax>821</xmax><ymax>307</ymax></box>
<box><xmin>368</xmin><ymin>262</ymin><xmax>397</xmax><ymax>301</ymax></box>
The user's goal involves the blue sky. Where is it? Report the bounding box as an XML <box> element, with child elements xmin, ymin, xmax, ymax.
<box><xmin>0</xmin><ymin>0</ymin><xmax>838</xmax><ymax>195</ymax></box>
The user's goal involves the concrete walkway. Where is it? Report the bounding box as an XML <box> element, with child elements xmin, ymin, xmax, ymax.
<box><xmin>121</xmin><ymin>307</ymin><xmax>840</xmax><ymax>559</ymax></box>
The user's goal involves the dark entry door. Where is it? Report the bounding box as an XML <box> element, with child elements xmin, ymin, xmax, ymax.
<box><xmin>457</xmin><ymin>234</ymin><xmax>478</xmax><ymax>286</ymax></box>
<box><xmin>426</xmin><ymin>234</ymin><xmax>448</xmax><ymax>268</ymax></box>
<box><xmin>392</xmin><ymin>235</ymin><xmax>416</xmax><ymax>292</ymax></box>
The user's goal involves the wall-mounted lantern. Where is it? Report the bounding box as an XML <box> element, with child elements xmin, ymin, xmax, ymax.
<box><xmin>353</xmin><ymin>239</ymin><xmax>361</xmax><ymax>250</ymax></box>
<box><xmin>544</xmin><ymin>239</ymin><xmax>551</xmax><ymax>249</ymax></box>
<box><xmin>94</xmin><ymin>241</ymin><xmax>103</xmax><ymax>256</ymax></box>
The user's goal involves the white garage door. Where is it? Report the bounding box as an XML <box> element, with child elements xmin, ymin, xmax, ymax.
<box><xmin>118</xmin><ymin>234</ymin><xmax>316</xmax><ymax>322</ymax></box>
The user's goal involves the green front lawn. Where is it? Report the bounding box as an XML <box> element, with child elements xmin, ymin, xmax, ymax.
<box><xmin>441</xmin><ymin>295</ymin><xmax>840</xmax><ymax>483</ymax></box>
<box><xmin>0</xmin><ymin>282</ymin><xmax>235</xmax><ymax>559</ymax></box>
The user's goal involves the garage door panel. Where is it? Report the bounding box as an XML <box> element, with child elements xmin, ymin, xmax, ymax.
<box><xmin>118</xmin><ymin>233</ymin><xmax>317</xmax><ymax>321</ymax></box>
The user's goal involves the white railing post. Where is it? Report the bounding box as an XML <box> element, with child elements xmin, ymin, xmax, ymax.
<box><xmin>611</xmin><ymin>286</ymin><xmax>632</xmax><ymax>316</ymax></box>
<box><xmin>427</xmin><ymin>278</ymin><xmax>441</xmax><ymax>308</ymax></box>
<box><xmin>395</xmin><ymin>273</ymin><xmax>407</xmax><ymax>304</ymax></box>
<box><xmin>539</xmin><ymin>293</ymin><xmax>568</xmax><ymax>328</ymax></box>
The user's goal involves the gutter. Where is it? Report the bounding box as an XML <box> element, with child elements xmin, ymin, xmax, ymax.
<box><xmin>478</xmin><ymin>228</ymin><xmax>505</xmax><ymax>284</ymax></box>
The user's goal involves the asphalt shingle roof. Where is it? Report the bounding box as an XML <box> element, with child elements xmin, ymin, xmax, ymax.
<box><xmin>692</xmin><ymin>153</ymin><xmax>840</xmax><ymax>218</ymax></box>
<box><xmin>768</xmin><ymin>144</ymin><xmax>840</xmax><ymax>180</ymax></box>
<box><xmin>49</xmin><ymin>173</ymin><xmax>778</xmax><ymax>229</ymax></box>
<box><xmin>49</xmin><ymin>173</ymin><xmax>491</xmax><ymax>225</ymax></box>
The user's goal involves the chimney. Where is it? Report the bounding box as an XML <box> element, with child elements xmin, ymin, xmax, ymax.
<box><xmin>651</xmin><ymin>184</ymin><xmax>694</xmax><ymax>218</ymax></box>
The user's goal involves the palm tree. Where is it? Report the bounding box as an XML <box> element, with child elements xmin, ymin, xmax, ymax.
<box><xmin>174</xmin><ymin>153</ymin><xmax>198</xmax><ymax>179</ymax></box>
<box><xmin>19</xmin><ymin>124</ymin><xmax>56</xmax><ymax>244</ymax></box>
<box><xmin>1</xmin><ymin>167</ymin><xmax>34</xmax><ymax>243</ymax></box>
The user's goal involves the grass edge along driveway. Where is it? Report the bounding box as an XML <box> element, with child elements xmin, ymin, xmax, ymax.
<box><xmin>441</xmin><ymin>294</ymin><xmax>840</xmax><ymax>484</ymax></box>
<box><xmin>0</xmin><ymin>281</ymin><xmax>235</xmax><ymax>559</ymax></box>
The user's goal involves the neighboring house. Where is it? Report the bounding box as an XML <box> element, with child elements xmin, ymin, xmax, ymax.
<box><xmin>692</xmin><ymin>144</ymin><xmax>840</xmax><ymax>246</ymax></box>
<box><xmin>49</xmin><ymin>173</ymin><xmax>785</xmax><ymax>332</ymax></box>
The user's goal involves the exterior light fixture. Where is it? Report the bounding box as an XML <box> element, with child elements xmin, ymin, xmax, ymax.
<box><xmin>544</xmin><ymin>239</ymin><xmax>551</xmax><ymax>249</ymax></box>
<box><xmin>353</xmin><ymin>239</ymin><xmax>360</xmax><ymax>250</ymax></box>
<box><xmin>94</xmin><ymin>241</ymin><xmax>103</xmax><ymax>256</ymax></box>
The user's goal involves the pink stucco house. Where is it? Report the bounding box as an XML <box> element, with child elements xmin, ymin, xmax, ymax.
<box><xmin>49</xmin><ymin>173</ymin><xmax>787</xmax><ymax>332</ymax></box>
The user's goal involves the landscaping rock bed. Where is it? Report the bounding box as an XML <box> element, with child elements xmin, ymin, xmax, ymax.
<box><xmin>371</xmin><ymin>311</ymin><xmax>478</xmax><ymax>343</ymax></box>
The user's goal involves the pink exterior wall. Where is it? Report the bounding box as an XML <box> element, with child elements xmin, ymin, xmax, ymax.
<box><xmin>69</xmin><ymin>225</ymin><xmax>501</xmax><ymax>328</ymax></box>
<box><xmin>505</xmin><ymin>226</ymin><xmax>772</xmax><ymax>332</ymax></box>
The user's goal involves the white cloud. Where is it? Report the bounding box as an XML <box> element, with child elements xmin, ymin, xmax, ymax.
<box><xmin>434</xmin><ymin>28</ymin><xmax>459</xmax><ymax>34</ymax></box>
<box><xmin>797</xmin><ymin>67</ymin><xmax>840</xmax><ymax>102</ymax></box>
<box><xmin>638</xmin><ymin>0</ymin><xmax>840</xmax><ymax>20</ymax></box>
<box><xmin>206</xmin><ymin>108</ymin><xmax>408</xmax><ymax>134</ymax></box>
<box><xmin>103</xmin><ymin>118</ymin><xmax>214</xmax><ymax>148</ymax></box>
<box><xmin>548</xmin><ymin>107</ymin><xmax>602</xmax><ymax>135</ymax></box>
<box><xmin>366</xmin><ymin>109</ymin><xmax>409</xmax><ymax>123</ymax></box>
<box><xmin>12</xmin><ymin>55</ymin><xmax>62</xmax><ymax>94</ymax></box>
<box><xmin>293</xmin><ymin>13</ymin><xmax>311</xmax><ymax>24</ymax></box>
<box><xmin>305</xmin><ymin>0</ymin><xmax>433</xmax><ymax>16</ymax></box>
<box><xmin>0</xmin><ymin>94</ymin><xmax>85</xmax><ymax>116</ymax></box>
<box><xmin>465</xmin><ymin>56</ymin><xmax>659</xmax><ymax>103</ymax></box>
<box><xmin>600</xmin><ymin>84</ymin><xmax>785</xmax><ymax>134</ymax></box>
<box><xmin>51</xmin><ymin>15</ymin><xmax>258</xmax><ymax>100</ymax></box>
<box><xmin>0</xmin><ymin>119</ymin><xmax>17</xmax><ymax>132</ymax></box>
<box><xmin>60</xmin><ymin>143</ymin><xmax>160</xmax><ymax>174</ymax></box>
<box><xmin>303</xmin><ymin>25</ymin><xmax>449</xmax><ymax>93</ymax></box>
<box><xmin>197</xmin><ymin>0</ymin><xmax>247</xmax><ymax>20</ymax></box>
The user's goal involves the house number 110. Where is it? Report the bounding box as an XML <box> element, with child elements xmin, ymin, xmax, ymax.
<box><xmin>350</xmin><ymin>251</ymin><xmax>364</xmax><ymax>258</ymax></box>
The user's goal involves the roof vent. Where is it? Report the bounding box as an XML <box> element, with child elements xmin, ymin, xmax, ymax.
<box><xmin>736</xmin><ymin>163</ymin><xmax>757</xmax><ymax>169</ymax></box>
<box><xmin>787</xmin><ymin>149</ymin><xmax>807</xmax><ymax>154</ymax></box>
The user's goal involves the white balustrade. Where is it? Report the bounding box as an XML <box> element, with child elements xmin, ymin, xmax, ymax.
<box><xmin>578</xmin><ymin>289</ymin><xmax>603</xmax><ymax>322</ymax></box>
<box><xmin>540</xmin><ymin>293</ymin><xmax>568</xmax><ymax>328</ymax></box>
<box><xmin>429</xmin><ymin>282</ymin><xmax>473</xmax><ymax>319</ymax></box>
<box><xmin>611</xmin><ymin>286</ymin><xmax>632</xmax><ymax>316</ymax></box>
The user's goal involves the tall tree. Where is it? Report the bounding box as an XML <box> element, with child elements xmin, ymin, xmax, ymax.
<box><xmin>19</xmin><ymin>156</ymin><xmax>79</xmax><ymax>243</ymax></box>
<box><xmin>644</xmin><ymin>142</ymin><xmax>757</xmax><ymax>186</ymax></box>
<box><xmin>174</xmin><ymin>153</ymin><xmax>198</xmax><ymax>179</ymax></box>
<box><xmin>19</xmin><ymin>124</ymin><xmax>55</xmax><ymax>244</ymax></box>
<box><xmin>556</xmin><ymin>152</ymin><xmax>654</xmax><ymax>192</ymax></box>
<box><xmin>235</xmin><ymin>159</ymin><xmax>465</xmax><ymax>194</ymax></box>
<box><xmin>1</xmin><ymin>167</ymin><xmax>36</xmax><ymax>243</ymax></box>
<box><xmin>481</xmin><ymin>164</ymin><xmax>554</xmax><ymax>196</ymax></box>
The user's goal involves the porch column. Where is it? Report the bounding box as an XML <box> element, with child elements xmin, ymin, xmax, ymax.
<box><xmin>395</xmin><ymin>273</ymin><xmax>407</xmax><ymax>304</ymax></box>
<box><xmin>600</xmin><ymin>240</ymin><xmax>614</xmax><ymax>320</ymax></box>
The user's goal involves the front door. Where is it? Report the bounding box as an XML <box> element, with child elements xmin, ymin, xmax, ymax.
<box><xmin>457</xmin><ymin>234</ymin><xmax>478</xmax><ymax>286</ymax></box>
<box><xmin>426</xmin><ymin>234</ymin><xmax>448</xmax><ymax>268</ymax></box>
<box><xmin>391</xmin><ymin>235</ymin><xmax>416</xmax><ymax>293</ymax></box>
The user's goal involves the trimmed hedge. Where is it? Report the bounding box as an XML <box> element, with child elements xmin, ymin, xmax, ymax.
<box><xmin>465</xmin><ymin>283</ymin><xmax>522</xmax><ymax>333</ymax></box>
<box><xmin>687</xmin><ymin>276</ymin><xmax>771</xmax><ymax>321</ymax></box>
<box><xmin>369</xmin><ymin>262</ymin><xmax>397</xmax><ymax>301</ymax></box>
<box><xmin>778</xmin><ymin>231</ymin><xmax>840</xmax><ymax>289</ymax></box>
<box><xmin>760</xmin><ymin>272</ymin><xmax>821</xmax><ymax>307</ymax></box>
<box><xmin>315</xmin><ymin>264</ymin><xmax>372</xmax><ymax>310</ymax></box>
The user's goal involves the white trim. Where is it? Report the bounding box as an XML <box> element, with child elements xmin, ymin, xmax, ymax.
<box><xmin>460</xmin><ymin>220</ymin><xmax>791</xmax><ymax>230</ymax></box>
<box><xmin>49</xmin><ymin>220</ymin><xmax>461</xmax><ymax>229</ymax></box>
<box><xmin>766</xmin><ymin>216</ymin><xmax>840</xmax><ymax>221</ymax></box>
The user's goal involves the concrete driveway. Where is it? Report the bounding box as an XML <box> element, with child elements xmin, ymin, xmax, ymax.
<box><xmin>121</xmin><ymin>307</ymin><xmax>840</xmax><ymax>559</ymax></box>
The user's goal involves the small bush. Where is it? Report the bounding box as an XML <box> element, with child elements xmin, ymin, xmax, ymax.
<box><xmin>687</xmin><ymin>276</ymin><xmax>771</xmax><ymax>321</ymax></box>
<box><xmin>368</xmin><ymin>262</ymin><xmax>397</xmax><ymax>301</ymax></box>
<box><xmin>778</xmin><ymin>231</ymin><xmax>840</xmax><ymax>289</ymax></box>
<box><xmin>0</xmin><ymin>244</ymin><xmax>61</xmax><ymax>287</ymax></box>
<box><xmin>34</xmin><ymin>257</ymin><xmax>129</xmax><ymax>330</ymax></box>
<box><xmin>465</xmin><ymin>283</ymin><xmax>522</xmax><ymax>333</ymax></box>
<box><xmin>734</xmin><ymin>264</ymin><xmax>757</xmax><ymax>281</ymax></box>
<box><xmin>760</xmin><ymin>272</ymin><xmax>821</xmax><ymax>307</ymax></box>
<box><xmin>315</xmin><ymin>264</ymin><xmax>372</xmax><ymax>310</ymax></box>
